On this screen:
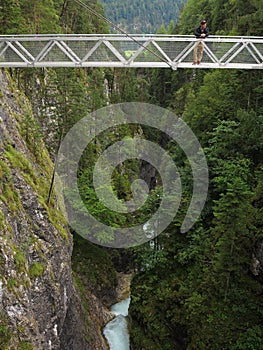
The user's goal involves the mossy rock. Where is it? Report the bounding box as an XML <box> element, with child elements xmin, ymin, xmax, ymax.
<box><xmin>29</xmin><ymin>262</ymin><xmax>45</xmax><ymax>279</ymax></box>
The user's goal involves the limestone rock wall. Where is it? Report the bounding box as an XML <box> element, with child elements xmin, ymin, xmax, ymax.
<box><xmin>0</xmin><ymin>69</ymin><xmax>109</xmax><ymax>350</ymax></box>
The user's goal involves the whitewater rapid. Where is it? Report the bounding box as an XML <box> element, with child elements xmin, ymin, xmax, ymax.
<box><xmin>103</xmin><ymin>296</ymin><xmax>130</xmax><ymax>350</ymax></box>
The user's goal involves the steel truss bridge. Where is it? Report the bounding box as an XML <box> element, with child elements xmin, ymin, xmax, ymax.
<box><xmin>0</xmin><ymin>34</ymin><xmax>263</xmax><ymax>70</ymax></box>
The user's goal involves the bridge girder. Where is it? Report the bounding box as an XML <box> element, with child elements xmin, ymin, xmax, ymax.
<box><xmin>0</xmin><ymin>34</ymin><xmax>262</xmax><ymax>69</ymax></box>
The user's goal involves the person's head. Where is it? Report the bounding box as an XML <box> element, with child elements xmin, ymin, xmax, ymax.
<box><xmin>200</xmin><ymin>20</ymin><xmax>206</xmax><ymax>28</ymax></box>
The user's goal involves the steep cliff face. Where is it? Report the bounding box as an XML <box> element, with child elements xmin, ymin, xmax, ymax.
<box><xmin>0</xmin><ymin>69</ymin><xmax>112</xmax><ymax>350</ymax></box>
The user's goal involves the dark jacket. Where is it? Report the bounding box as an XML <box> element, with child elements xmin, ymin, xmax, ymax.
<box><xmin>194</xmin><ymin>26</ymin><xmax>209</xmax><ymax>38</ymax></box>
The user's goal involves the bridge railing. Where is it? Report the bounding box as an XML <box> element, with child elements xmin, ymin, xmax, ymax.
<box><xmin>0</xmin><ymin>34</ymin><xmax>262</xmax><ymax>69</ymax></box>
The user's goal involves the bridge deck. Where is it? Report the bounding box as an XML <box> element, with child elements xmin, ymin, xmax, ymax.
<box><xmin>0</xmin><ymin>34</ymin><xmax>263</xmax><ymax>69</ymax></box>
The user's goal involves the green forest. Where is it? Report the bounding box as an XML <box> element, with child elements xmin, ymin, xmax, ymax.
<box><xmin>0</xmin><ymin>0</ymin><xmax>263</xmax><ymax>349</ymax></box>
<box><xmin>129</xmin><ymin>1</ymin><xmax>263</xmax><ymax>349</ymax></box>
<box><xmin>99</xmin><ymin>0</ymin><xmax>186</xmax><ymax>33</ymax></box>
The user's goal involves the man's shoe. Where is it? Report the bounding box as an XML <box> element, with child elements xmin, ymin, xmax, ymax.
<box><xmin>197</xmin><ymin>61</ymin><xmax>201</xmax><ymax>64</ymax></box>
<box><xmin>193</xmin><ymin>61</ymin><xmax>197</xmax><ymax>65</ymax></box>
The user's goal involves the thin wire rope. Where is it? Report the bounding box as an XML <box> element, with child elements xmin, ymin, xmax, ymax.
<box><xmin>74</xmin><ymin>0</ymin><xmax>174</xmax><ymax>68</ymax></box>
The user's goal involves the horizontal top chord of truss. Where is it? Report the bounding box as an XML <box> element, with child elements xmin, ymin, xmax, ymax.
<box><xmin>0</xmin><ymin>34</ymin><xmax>263</xmax><ymax>69</ymax></box>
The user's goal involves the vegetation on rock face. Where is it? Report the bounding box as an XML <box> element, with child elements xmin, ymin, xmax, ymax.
<box><xmin>0</xmin><ymin>311</ymin><xmax>12</xmax><ymax>349</ymax></box>
<box><xmin>0</xmin><ymin>67</ymin><xmax>80</xmax><ymax>348</ymax></box>
<box><xmin>28</xmin><ymin>261</ymin><xmax>45</xmax><ymax>279</ymax></box>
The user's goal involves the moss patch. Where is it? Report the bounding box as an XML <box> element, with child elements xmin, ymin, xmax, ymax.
<box><xmin>4</xmin><ymin>144</ymin><xmax>37</xmax><ymax>188</ymax></box>
<box><xmin>29</xmin><ymin>262</ymin><xmax>45</xmax><ymax>279</ymax></box>
<box><xmin>0</xmin><ymin>312</ymin><xmax>12</xmax><ymax>349</ymax></box>
<box><xmin>0</xmin><ymin>159</ymin><xmax>22</xmax><ymax>212</ymax></box>
<box><xmin>14</xmin><ymin>251</ymin><xmax>26</xmax><ymax>273</ymax></box>
<box><xmin>17</xmin><ymin>341</ymin><xmax>33</xmax><ymax>350</ymax></box>
<box><xmin>7</xmin><ymin>278</ymin><xmax>17</xmax><ymax>291</ymax></box>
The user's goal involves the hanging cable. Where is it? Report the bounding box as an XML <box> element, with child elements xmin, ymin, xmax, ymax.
<box><xmin>74</xmin><ymin>0</ymin><xmax>174</xmax><ymax>69</ymax></box>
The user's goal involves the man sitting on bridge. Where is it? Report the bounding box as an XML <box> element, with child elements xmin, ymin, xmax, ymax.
<box><xmin>193</xmin><ymin>20</ymin><xmax>209</xmax><ymax>65</ymax></box>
